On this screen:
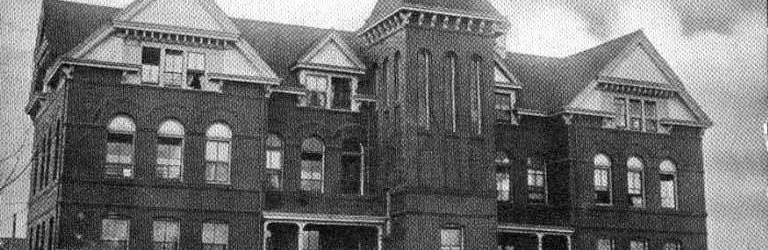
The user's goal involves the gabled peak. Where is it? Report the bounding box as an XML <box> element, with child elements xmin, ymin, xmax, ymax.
<box><xmin>294</xmin><ymin>32</ymin><xmax>366</xmax><ymax>75</ymax></box>
<box><xmin>114</xmin><ymin>0</ymin><xmax>240</xmax><ymax>39</ymax></box>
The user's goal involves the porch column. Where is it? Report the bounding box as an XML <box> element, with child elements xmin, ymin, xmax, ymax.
<box><xmin>297</xmin><ymin>223</ymin><xmax>307</xmax><ymax>250</ymax></box>
<box><xmin>567</xmin><ymin>235</ymin><xmax>572</xmax><ymax>250</ymax></box>
<box><xmin>376</xmin><ymin>226</ymin><xmax>383</xmax><ymax>250</ymax></box>
<box><xmin>262</xmin><ymin>222</ymin><xmax>272</xmax><ymax>250</ymax></box>
<box><xmin>536</xmin><ymin>233</ymin><xmax>543</xmax><ymax>250</ymax></box>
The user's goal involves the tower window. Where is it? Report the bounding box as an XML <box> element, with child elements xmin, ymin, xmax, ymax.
<box><xmin>446</xmin><ymin>53</ymin><xmax>458</xmax><ymax>132</ymax></box>
<box><xmin>471</xmin><ymin>56</ymin><xmax>483</xmax><ymax>134</ymax></box>
<box><xmin>418</xmin><ymin>49</ymin><xmax>432</xmax><ymax>129</ymax></box>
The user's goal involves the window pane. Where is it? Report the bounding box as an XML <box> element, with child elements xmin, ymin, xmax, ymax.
<box><xmin>102</xmin><ymin>219</ymin><xmax>129</xmax><ymax>241</ymax></box>
<box><xmin>158</xmin><ymin>121</ymin><xmax>184</xmax><ymax>136</ymax></box>
<box><xmin>597</xmin><ymin>239</ymin><xmax>613</xmax><ymax>250</ymax></box>
<box><xmin>440</xmin><ymin>229</ymin><xmax>462</xmax><ymax>248</ymax></box>
<box><xmin>629</xmin><ymin>100</ymin><xmax>643</xmax><ymax>131</ymax></box>
<box><xmin>331</xmin><ymin>77</ymin><xmax>352</xmax><ymax>110</ymax></box>
<box><xmin>153</xmin><ymin>221</ymin><xmax>179</xmax><ymax>242</ymax></box>
<box><xmin>496</xmin><ymin>171</ymin><xmax>510</xmax><ymax>201</ymax></box>
<box><xmin>202</xmin><ymin>223</ymin><xmax>228</xmax><ymax>244</ymax></box>
<box><xmin>495</xmin><ymin>93</ymin><xmax>512</xmax><ymax>122</ymax></box>
<box><xmin>207</xmin><ymin>124</ymin><xmax>232</xmax><ymax>139</ymax></box>
<box><xmin>630</xmin><ymin>241</ymin><xmax>648</xmax><ymax>250</ymax></box>
<box><xmin>108</xmin><ymin>117</ymin><xmax>136</xmax><ymax>132</ymax></box>
<box><xmin>664</xmin><ymin>243</ymin><xmax>680</xmax><ymax>250</ymax></box>
<box><xmin>205</xmin><ymin>142</ymin><xmax>218</xmax><ymax>161</ymax></box>
<box><xmin>266</xmin><ymin>151</ymin><xmax>282</xmax><ymax>170</ymax></box>
<box><xmin>661</xmin><ymin>178</ymin><xmax>676</xmax><ymax>208</ymax></box>
<box><xmin>266</xmin><ymin>134</ymin><xmax>282</xmax><ymax>147</ymax></box>
<box><xmin>188</xmin><ymin>53</ymin><xmax>206</xmax><ymax>71</ymax></box>
<box><xmin>613</xmin><ymin>98</ymin><xmax>626</xmax><ymax>128</ymax></box>
<box><xmin>142</xmin><ymin>47</ymin><xmax>161</xmax><ymax>65</ymax></box>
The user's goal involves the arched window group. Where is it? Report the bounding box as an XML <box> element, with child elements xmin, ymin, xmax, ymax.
<box><xmin>590</xmin><ymin>154</ymin><xmax>679</xmax><ymax>209</ymax></box>
<box><xmin>103</xmin><ymin>116</ymin><xmax>233</xmax><ymax>184</ymax></box>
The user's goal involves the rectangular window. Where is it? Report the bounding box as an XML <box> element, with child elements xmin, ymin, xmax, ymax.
<box><xmin>106</xmin><ymin>133</ymin><xmax>134</xmax><ymax>178</ymax></box>
<box><xmin>628</xmin><ymin>99</ymin><xmax>643</xmax><ymax>131</ymax></box>
<box><xmin>472</xmin><ymin>59</ymin><xmax>482</xmax><ymax>134</ymax></box>
<box><xmin>663</xmin><ymin>243</ymin><xmax>680</xmax><ymax>250</ymax></box>
<box><xmin>162</xmin><ymin>49</ymin><xmax>184</xmax><ymax>87</ymax></box>
<box><xmin>305</xmin><ymin>75</ymin><xmax>328</xmax><ymax>108</ymax></box>
<box><xmin>266</xmin><ymin>149</ymin><xmax>283</xmax><ymax>189</ymax></box>
<box><xmin>613</xmin><ymin>98</ymin><xmax>626</xmax><ymax>128</ymax></box>
<box><xmin>101</xmin><ymin>219</ymin><xmax>130</xmax><ymax>250</ymax></box>
<box><xmin>440</xmin><ymin>228</ymin><xmax>463</xmax><ymax>250</ymax></box>
<box><xmin>596</xmin><ymin>239</ymin><xmax>614</xmax><ymax>250</ymax></box>
<box><xmin>627</xmin><ymin>171</ymin><xmax>644</xmax><ymax>207</ymax></box>
<box><xmin>630</xmin><ymin>241</ymin><xmax>648</xmax><ymax>250</ymax></box>
<box><xmin>300</xmin><ymin>152</ymin><xmax>324</xmax><ymax>192</ymax></box>
<box><xmin>594</xmin><ymin>168</ymin><xmax>611</xmax><ymax>204</ymax></box>
<box><xmin>202</xmin><ymin>223</ymin><xmax>228</xmax><ymax>250</ymax></box>
<box><xmin>418</xmin><ymin>51</ymin><xmax>431</xmax><ymax>129</ymax></box>
<box><xmin>205</xmin><ymin>140</ymin><xmax>230</xmax><ymax>184</ymax></box>
<box><xmin>156</xmin><ymin>137</ymin><xmax>183</xmax><ymax>180</ymax></box>
<box><xmin>496</xmin><ymin>166</ymin><xmax>510</xmax><ymax>201</ymax></box>
<box><xmin>527</xmin><ymin>169</ymin><xmax>546</xmax><ymax>204</ymax></box>
<box><xmin>331</xmin><ymin>77</ymin><xmax>352</xmax><ymax>110</ymax></box>
<box><xmin>153</xmin><ymin>220</ymin><xmax>179</xmax><ymax>250</ymax></box>
<box><xmin>304</xmin><ymin>230</ymin><xmax>320</xmax><ymax>250</ymax></box>
<box><xmin>495</xmin><ymin>93</ymin><xmax>514</xmax><ymax>123</ymax></box>
<box><xmin>644</xmin><ymin>101</ymin><xmax>658</xmax><ymax>132</ymax></box>
<box><xmin>660</xmin><ymin>173</ymin><xmax>676</xmax><ymax>208</ymax></box>
<box><xmin>341</xmin><ymin>154</ymin><xmax>363</xmax><ymax>195</ymax></box>
<box><xmin>142</xmin><ymin>47</ymin><xmax>161</xmax><ymax>84</ymax></box>
<box><xmin>449</xmin><ymin>56</ymin><xmax>457</xmax><ymax>132</ymax></box>
<box><xmin>188</xmin><ymin>52</ymin><xmax>206</xmax><ymax>71</ymax></box>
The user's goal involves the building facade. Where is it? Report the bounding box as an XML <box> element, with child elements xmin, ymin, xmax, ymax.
<box><xmin>25</xmin><ymin>0</ymin><xmax>712</xmax><ymax>249</ymax></box>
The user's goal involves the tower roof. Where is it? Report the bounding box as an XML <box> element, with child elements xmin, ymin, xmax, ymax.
<box><xmin>361</xmin><ymin>0</ymin><xmax>505</xmax><ymax>32</ymax></box>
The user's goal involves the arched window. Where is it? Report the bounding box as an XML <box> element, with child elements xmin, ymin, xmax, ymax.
<box><xmin>205</xmin><ymin>123</ymin><xmax>231</xmax><ymax>184</ymax></box>
<box><xmin>106</xmin><ymin>116</ymin><xmax>136</xmax><ymax>178</ymax></box>
<box><xmin>495</xmin><ymin>152</ymin><xmax>511</xmax><ymax>202</ymax></box>
<box><xmin>593</xmin><ymin>154</ymin><xmax>612</xmax><ymax>205</ymax></box>
<box><xmin>446</xmin><ymin>52</ymin><xmax>458</xmax><ymax>132</ymax></box>
<box><xmin>526</xmin><ymin>156</ymin><xmax>547</xmax><ymax>204</ymax></box>
<box><xmin>418</xmin><ymin>49</ymin><xmax>432</xmax><ymax>129</ymax></box>
<box><xmin>301</xmin><ymin>137</ymin><xmax>324</xmax><ymax>192</ymax></box>
<box><xmin>627</xmin><ymin>156</ymin><xmax>645</xmax><ymax>207</ymax></box>
<box><xmin>660</xmin><ymin>160</ymin><xmax>677</xmax><ymax>209</ymax></box>
<box><xmin>471</xmin><ymin>56</ymin><xmax>483</xmax><ymax>134</ymax></box>
<box><xmin>156</xmin><ymin>120</ymin><xmax>184</xmax><ymax>180</ymax></box>
<box><xmin>381</xmin><ymin>58</ymin><xmax>389</xmax><ymax>108</ymax></box>
<box><xmin>341</xmin><ymin>139</ymin><xmax>365</xmax><ymax>195</ymax></box>
<box><xmin>265</xmin><ymin>133</ymin><xmax>283</xmax><ymax>189</ymax></box>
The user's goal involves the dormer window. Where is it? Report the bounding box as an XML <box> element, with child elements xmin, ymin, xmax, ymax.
<box><xmin>139</xmin><ymin>45</ymin><xmax>215</xmax><ymax>92</ymax></box>
<box><xmin>495</xmin><ymin>91</ymin><xmax>517</xmax><ymax>124</ymax></box>
<box><xmin>300</xmin><ymin>72</ymin><xmax>357</xmax><ymax>111</ymax></box>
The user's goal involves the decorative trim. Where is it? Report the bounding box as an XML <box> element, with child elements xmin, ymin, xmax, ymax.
<box><xmin>295</xmin><ymin>32</ymin><xmax>367</xmax><ymax>73</ymax></box>
<box><xmin>113</xmin><ymin>0</ymin><xmax>241</xmax><ymax>36</ymax></box>
<box><xmin>597</xmin><ymin>80</ymin><xmax>675</xmax><ymax>98</ymax></box>
<box><xmin>497</xmin><ymin>223</ymin><xmax>575</xmax><ymax>235</ymax></box>
<box><xmin>262</xmin><ymin>212</ymin><xmax>386</xmax><ymax>225</ymax></box>
<box><xmin>360</xmin><ymin>9</ymin><xmax>508</xmax><ymax>45</ymax></box>
<box><xmin>208</xmin><ymin>73</ymin><xmax>280</xmax><ymax>85</ymax></box>
<box><xmin>358</xmin><ymin>6</ymin><xmax>506</xmax><ymax>36</ymax></box>
<box><xmin>113</xmin><ymin>21</ymin><xmax>239</xmax><ymax>41</ymax></box>
<box><xmin>291</xmin><ymin>63</ymin><xmax>366</xmax><ymax>75</ymax></box>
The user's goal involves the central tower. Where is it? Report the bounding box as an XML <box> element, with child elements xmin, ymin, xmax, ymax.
<box><xmin>359</xmin><ymin>0</ymin><xmax>509</xmax><ymax>249</ymax></box>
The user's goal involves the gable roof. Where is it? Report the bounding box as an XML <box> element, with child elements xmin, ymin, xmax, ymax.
<box><xmin>293</xmin><ymin>32</ymin><xmax>367</xmax><ymax>74</ymax></box>
<box><xmin>361</xmin><ymin>0</ymin><xmax>505</xmax><ymax>33</ymax></box>
<box><xmin>113</xmin><ymin>0</ymin><xmax>240</xmax><ymax>37</ymax></box>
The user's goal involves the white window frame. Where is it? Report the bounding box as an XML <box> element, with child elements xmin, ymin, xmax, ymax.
<box><xmin>494</xmin><ymin>89</ymin><xmax>518</xmax><ymax>125</ymax></box>
<box><xmin>660</xmin><ymin>160</ymin><xmax>678</xmax><ymax>209</ymax></box>
<box><xmin>106</xmin><ymin>116</ymin><xmax>136</xmax><ymax>178</ymax></box>
<box><xmin>612</xmin><ymin>96</ymin><xmax>661</xmax><ymax>133</ymax></box>
<box><xmin>593</xmin><ymin>154</ymin><xmax>612</xmax><ymax>206</ymax></box>
<box><xmin>156</xmin><ymin>120</ymin><xmax>185</xmax><ymax>181</ymax></box>
<box><xmin>205</xmin><ymin>123</ymin><xmax>232</xmax><ymax>185</ymax></box>
<box><xmin>627</xmin><ymin>156</ymin><xmax>646</xmax><ymax>208</ymax></box>
<box><xmin>298</xmin><ymin>70</ymin><xmax>359</xmax><ymax>111</ymax></box>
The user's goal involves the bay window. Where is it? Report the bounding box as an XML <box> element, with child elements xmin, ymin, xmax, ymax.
<box><xmin>302</xmin><ymin>73</ymin><xmax>355</xmax><ymax>110</ymax></box>
<box><xmin>495</xmin><ymin>91</ymin><xmax>517</xmax><ymax>124</ymax></box>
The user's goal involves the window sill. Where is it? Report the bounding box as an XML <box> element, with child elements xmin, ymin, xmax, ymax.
<box><xmin>297</xmin><ymin>105</ymin><xmax>359</xmax><ymax>113</ymax></box>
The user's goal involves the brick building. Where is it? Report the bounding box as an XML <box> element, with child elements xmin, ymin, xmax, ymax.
<box><xmin>24</xmin><ymin>0</ymin><xmax>711</xmax><ymax>249</ymax></box>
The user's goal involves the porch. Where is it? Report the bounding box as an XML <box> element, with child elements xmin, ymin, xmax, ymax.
<box><xmin>262</xmin><ymin>212</ymin><xmax>385</xmax><ymax>250</ymax></box>
<box><xmin>497</xmin><ymin>224</ymin><xmax>574</xmax><ymax>250</ymax></box>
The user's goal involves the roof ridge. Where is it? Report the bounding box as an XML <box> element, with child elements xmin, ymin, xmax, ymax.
<box><xmin>567</xmin><ymin>30</ymin><xmax>643</xmax><ymax>58</ymax></box>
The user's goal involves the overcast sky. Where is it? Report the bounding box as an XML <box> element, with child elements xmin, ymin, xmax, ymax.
<box><xmin>1</xmin><ymin>0</ymin><xmax>766</xmax><ymax>249</ymax></box>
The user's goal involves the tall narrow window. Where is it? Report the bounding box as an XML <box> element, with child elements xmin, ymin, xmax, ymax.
<box><xmin>392</xmin><ymin>52</ymin><xmax>400</xmax><ymax>106</ymax></box>
<box><xmin>301</xmin><ymin>137</ymin><xmax>324</xmax><ymax>192</ymax></box>
<box><xmin>341</xmin><ymin>139</ymin><xmax>364</xmax><ymax>195</ymax></box>
<box><xmin>593</xmin><ymin>154</ymin><xmax>612</xmax><ymax>205</ymax></box>
<box><xmin>471</xmin><ymin>57</ymin><xmax>482</xmax><ymax>134</ymax></box>
<box><xmin>526</xmin><ymin>157</ymin><xmax>547</xmax><ymax>204</ymax></box>
<box><xmin>644</xmin><ymin>101</ymin><xmax>658</xmax><ymax>132</ymax></box>
<box><xmin>101</xmin><ymin>218</ymin><xmax>130</xmax><ymax>250</ymax></box>
<box><xmin>495</xmin><ymin>152</ymin><xmax>511</xmax><ymax>202</ymax></box>
<box><xmin>53</xmin><ymin>121</ymin><xmax>62</xmax><ymax>181</ymax></box>
<box><xmin>331</xmin><ymin>77</ymin><xmax>352</xmax><ymax>110</ymax></box>
<box><xmin>447</xmin><ymin>53</ymin><xmax>458</xmax><ymax>132</ymax></box>
<box><xmin>628</xmin><ymin>99</ymin><xmax>643</xmax><ymax>131</ymax></box>
<box><xmin>613</xmin><ymin>98</ymin><xmax>626</xmax><ymax>128</ymax></box>
<box><xmin>495</xmin><ymin>92</ymin><xmax>515</xmax><ymax>124</ymax></box>
<box><xmin>205</xmin><ymin>123</ymin><xmax>232</xmax><ymax>184</ymax></box>
<box><xmin>265</xmin><ymin>133</ymin><xmax>283</xmax><ymax>189</ymax></box>
<box><xmin>630</xmin><ymin>240</ymin><xmax>648</xmax><ymax>250</ymax></box>
<box><xmin>305</xmin><ymin>75</ymin><xmax>329</xmax><ymax>108</ymax></box>
<box><xmin>381</xmin><ymin>59</ymin><xmax>389</xmax><ymax>109</ymax></box>
<box><xmin>627</xmin><ymin>156</ymin><xmax>645</xmax><ymax>208</ymax></box>
<box><xmin>163</xmin><ymin>49</ymin><xmax>184</xmax><ymax>87</ymax></box>
<box><xmin>156</xmin><ymin>120</ymin><xmax>184</xmax><ymax>180</ymax></box>
<box><xmin>596</xmin><ymin>238</ymin><xmax>614</xmax><ymax>250</ymax></box>
<box><xmin>153</xmin><ymin>220</ymin><xmax>179</xmax><ymax>250</ymax></box>
<box><xmin>142</xmin><ymin>47</ymin><xmax>161</xmax><ymax>84</ymax></box>
<box><xmin>106</xmin><ymin>116</ymin><xmax>136</xmax><ymax>178</ymax></box>
<box><xmin>660</xmin><ymin>160</ymin><xmax>677</xmax><ymax>209</ymax></box>
<box><xmin>418</xmin><ymin>49</ymin><xmax>432</xmax><ymax>128</ymax></box>
<box><xmin>202</xmin><ymin>222</ymin><xmax>228</xmax><ymax>250</ymax></box>
<box><xmin>440</xmin><ymin>227</ymin><xmax>463</xmax><ymax>250</ymax></box>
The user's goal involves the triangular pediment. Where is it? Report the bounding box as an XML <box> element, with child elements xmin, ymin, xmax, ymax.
<box><xmin>604</xmin><ymin>45</ymin><xmax>669</xmax><ymax>84</ymax></box>
<box><xmin>493</xmin><ymin>60</ymin><xmax>522</xmax><ymax>89</ymax></box>
<box><xmin>295</xmin><ymin>32</ymin><xmax>366</xmax><ymax>74</ymax></box>
<box><xmin>115</xmin><ymin>0</ymin><xmax>240</xmax><ymax>35</ymax></box>
<box><xmin>309</xmin><ymin>41</ymin><xmax>358</xmax><ymax>68</ymax></box>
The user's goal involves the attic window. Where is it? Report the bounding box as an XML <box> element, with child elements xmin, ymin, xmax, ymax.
<box><xmin>613</xmin><ymin>97</ymin><xmax>659</xmax><ymax>133</ymax></box>
<box><xmin>141</xmin><ymin>47</ymin><xmax>161</xmax><ymax>84</ymax></box>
